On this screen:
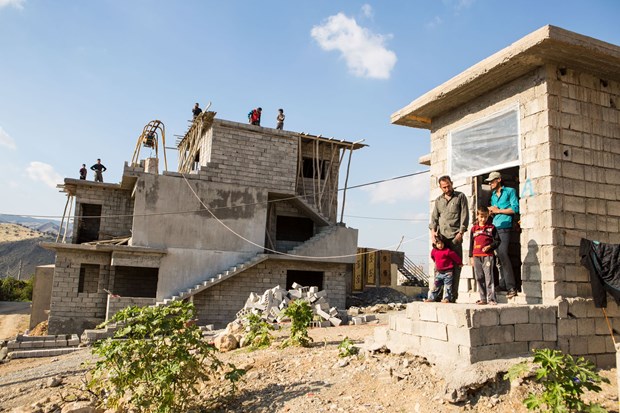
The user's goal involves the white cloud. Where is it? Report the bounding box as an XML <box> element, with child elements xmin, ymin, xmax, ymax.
<box><xmin>362</xmin><ymin>173</ymin><xmax>429</xmax><ymax>204</ymax></box>
<box><xmin>361</xmin><ymin>4</ymin><xmax>373</xmax><ymax>19</ymax></box>
<box><xmin>0</xmin><ymin>126</ymin><xmax>16</xmax><ymax>149</ymax></box>
<box><xmin>0</xmin><ymin>0</ymin><xmax>25</xmax><ymax>9</ymax></box>
<box><xmin>426</xmin><ymin>16</ymin><xmax>443</xmax><ymax>29</ymax></box>
<box><xmin>311</xmin><ymin>11</ymin><xmax>397</xmax><ymax>79</ymax></box>
<box><xmin>26</xmin><ymin>161</ymin><xmax>63</xmax><ymax>188</ymax></box>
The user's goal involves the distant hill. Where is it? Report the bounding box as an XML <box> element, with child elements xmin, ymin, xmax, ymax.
<box><xmin>0</xmin><ymin>237</ymin><xmax>56</xmax><ymax>279</ymax></box>
<box><xmin>0</xmin><ymin>214</ymin><xmax>71</xmax><ymax>237</ymax></box>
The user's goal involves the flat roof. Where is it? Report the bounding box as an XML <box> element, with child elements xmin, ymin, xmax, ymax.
<box><xmin>391</xmin><ymin>25</ymin><xmax>620</xmax><ymax>130</ymax></box>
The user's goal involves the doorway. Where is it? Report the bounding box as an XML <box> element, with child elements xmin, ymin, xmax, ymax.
<box><xmin>76</xmin><ymin>203</ymin><xmax>102</xmax><ymax>244</ymax></box>
<box><xmin>286</xmin><ymin>270</ymin><xmax>324</xmax><ymax>290</ymax></box>
<box><xmin>475</xmin><ymin>166</ymin><xmax>522</xmax><ymax>291</ymax></box>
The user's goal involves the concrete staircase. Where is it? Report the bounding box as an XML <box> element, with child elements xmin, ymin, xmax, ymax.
<box><xmin>154</xmin><ymin>253</ymin><xmax>270</xmax><ymax>307</ymax></box>
<box><xmin>286</xmin><ymin>225</ymin><xmax>338</xmax><ymax>256</ymax></box>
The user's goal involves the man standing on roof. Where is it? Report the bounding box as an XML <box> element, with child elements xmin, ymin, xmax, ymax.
<box><xmin>248</xmin><ymin>107</ymin><xmax>262</xmax><ymax>126</ymax></box>
<box><xmin>192</xmin><ymin>103</ymin><xmax>202</xmax><ymax>119</ymax></box>
<box><xmin>486</xmin><ymin>171</ymin><xmax>519</xmax><ymax>299</ymax></box>
<box><xmin>276</xmin><ymin>108</ymin><xmax>285</xmax><ymax>130</ymax></box>
<box><xmin>91</xmin><ymin>158</ymin><xmax>107</xmax><ymax>183</ymax></box>
<box><xmin>429</xmin><ymin>175</ymin><xmax>469</xmax><ymax>302</ymax></box>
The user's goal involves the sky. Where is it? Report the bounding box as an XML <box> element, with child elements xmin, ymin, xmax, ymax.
<box><xmin>1</xmin><ymin>0</ymin><xmax>619</xmax><ymax>269</ymax></box>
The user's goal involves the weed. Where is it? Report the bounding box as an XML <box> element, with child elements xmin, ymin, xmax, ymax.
<box><xmin>88</xmin><ymin>301</ymin><xmax>245</xmax><ymax>412</ymax></box>
<box><xmin>243</xmin><ymin>312</ymin><xmax>275</xmax><ymax>350</ymax></box>
<box><xmin>281</xmin><ymin>299</ymin><xmax>313</xmax><ymax>347</ymax></box>
<box><xmin>338</xmin><ymin>336</ymin><xmax>359</xmax><ymax>358</ymax></box>
<box><xmin>505</xmin><ymin>348</ymin><xmax>609</xmax><ymax>412</ymax></box>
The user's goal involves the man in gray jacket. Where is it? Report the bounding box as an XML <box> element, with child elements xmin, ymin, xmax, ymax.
<box><xmin>429</xmin><ymin>175</ymin><xmax>469</xmax><ymax>302</ymax></box>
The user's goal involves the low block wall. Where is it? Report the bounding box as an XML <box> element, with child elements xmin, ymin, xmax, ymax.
<box><xmin>106</xmin><ymin>296</ymin><xmax>157</xmax><ymax>320</ymax></box>
<box><xmin>377</xmin><ymin>298</ymin><xmax>619</xmax><ymax>367</ymax></box>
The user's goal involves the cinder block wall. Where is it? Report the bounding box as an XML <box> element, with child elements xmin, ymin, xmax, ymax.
<box><xmin>429</xmin><ymin>67</ymin><xmax>549</xmax><ymax>304</ymax></box>
<box><xmin>72</xmin><ymin>184</ymin><xmax>134</xmax><ymax>241</ymax></box>
<box><xmin>200</xmin><ymin>120</ymin><xmax>298</xmax><ymax>194</ymax></box>
<box><xmin>545</xmin><ymin>66</ymin><xmax>620</xmax><ymax>301</ymax></box>
<box><xmin>193</xmin><ymin>260</ymin><xmax>349</xmax><ymax>328</ymax></box>
<box><xmin>48</xmin><ymin>250</ymin><xmax>112</xmax><ymax>334</ymax></box>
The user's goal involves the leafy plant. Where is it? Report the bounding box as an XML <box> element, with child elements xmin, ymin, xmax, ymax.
<box><xmin>338</xmin><ymin>336</ymin><xmax>359</xmax><ymax>358</ymax></box>
<box><xmin>505</xmin><ymin>348</ymin><xmax>609</xmax><ymax>412</ymax></box>
<box><xmin>0</xmin><ymin>276</ymin><xmax>33</xmax><ymax>301</ymax></box>
<box><xmin>243</xmin><ymin>312</ymin><xmax>275</xmax><ymax>350</ymax></box>
<box><xmin>281</xmin><ymin>299</ymin><xmax>314</xmax><ymax>348</ymax></box>
<box><xmin>88</xmin><ymin>300</ymin><xmax>245</xmax><ymax>413</ymax></box>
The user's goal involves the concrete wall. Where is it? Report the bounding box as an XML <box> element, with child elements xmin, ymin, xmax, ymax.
<box><xmin>430</xmin><ymin>67</ymin><xmax>549</xmax><ymax>304</ymax></box>
<box><xmin>193</xmin><ymin>259</ymin><xmax>350</xmax><ymax>328</ymax></box>
<box><xmin>130</xmin><ymin>172</ymin><xmax>269</xmax><ymax>298</ymax></box>
<box><xmin>30</xmin><ymin>265</ymin><xmax>54</xmax><ymax>329</ymax></box>
<box><xmin>544</xmin><ymin>66</ymin><xmax>620</xmax><ymax>301</ymax></box>
<box><xmin>48</xmin><ymin>250</ymin><xmax>111</xmax><ymax>334</ymax></box>
<box><xmin>71</xmin><ymin>182</ymin><xmax>134</xmax><ymax>241</ymax></box>
<box><xmin>429</xmin><ymin>64</ymin><xmax>620</xmax><ymax>305</ymax></box>
<box><xmin>199</xmin><ymin>119</ymin><xmax>298</xmax><ymax>194</ymax></box>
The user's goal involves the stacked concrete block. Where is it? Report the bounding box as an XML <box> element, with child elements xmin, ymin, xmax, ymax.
<box><xmin>193</xmin><ymin>260</ymin><xmax>349</xmax><ymax>328</ymax></box>
<box><xmin>234</xmin><ymin>283</ymin><xmax>344</xmax><ymax>327</ymax></box>
<box><xmin>375</xmin><ymin>298</ymin><xmax>618</xmax><ymax>368</ymax></box>
<box><xmin>7</xmin><ymin>334</ymin><xmax>81</xmax><ymax>359</ymax></box>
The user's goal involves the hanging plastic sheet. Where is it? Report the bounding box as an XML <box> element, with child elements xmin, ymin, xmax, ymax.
<box><xmin>579</xmin><ymin>238</ymin><xmax>620</xmax><ymax>308</ymax></box>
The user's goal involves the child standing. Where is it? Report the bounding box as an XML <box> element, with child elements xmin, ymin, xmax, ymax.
<box><xmin>276</xmin><ymin>108</ymin><xmax>285</xmax><ymax>130</ymax></box>
<box><xmin>425</xmin><ymin>237</ymin><xmax>463</xmax><ymax>303</ymax></box>
<box><xmin>469</xmin><ymin>206</ymin><xmax>501</xmax><ymax>305</ymax></box>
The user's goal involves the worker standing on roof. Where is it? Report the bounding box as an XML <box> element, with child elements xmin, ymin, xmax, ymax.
<box><xmin>248</xmin><ymin>107</ymin><xmax>262</xmax><ymax>126</ymax></box>
<box><xmin>91</xmin><ymin>158</ymin><xmax>107</xmax><ymax>183</ymax></box>
<box><xmin>192</xmin><ymin>102</ymin><xmax>202</xmax><ymax>119</ymax></box>
<box><xmin>276</xmin><ymin>108</ymin><xmax>285</xmax><ymax>130</ymax></box>
<box><xmin>79</xmin><ymin>164</ymin><xmax>87</xmax><ymax>180</ymax></box>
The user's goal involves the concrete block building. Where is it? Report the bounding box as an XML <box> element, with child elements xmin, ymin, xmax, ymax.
<box><xmin>379</xmin><ymin>25</ymin><xmax>620</xmax><ymax>366</ymax></box>
<box><xmin>40</xmin><ymin>112</ymin><xmax>364</xmax><ymax>334</ymax></box>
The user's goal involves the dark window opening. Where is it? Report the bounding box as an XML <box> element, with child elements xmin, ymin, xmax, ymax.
<box><xmin>76</xmin><ymin>204</ymin><xmax>102</xmax><ymax>244</ymax></box>
<box><xmin>276</xmin><ymin>216</ymin><xmax>314</xmax><ymax>241</ymax></box>
<box><xmin>113</xmin><ymin>266</ymin><xmax>159</xmax><ymax>298</ymax></box>
<box><xmin>301</xmin><ymin>158</ymin><xmax>329</xmax><ymax>179</ymax></box>
<box><xmin>286</xmin><ymin>270</ymin><xmax>324</xmax><ymax>290</ymax></box>
<box><xmin>78</xmin><ymin>264</ymin><xmax>100</xmax><ymax>293</ymax></box>
<box><xmin>192</xmin><ymin>151</ymin><xmax>200</xmax><ymax>171</ymax></box>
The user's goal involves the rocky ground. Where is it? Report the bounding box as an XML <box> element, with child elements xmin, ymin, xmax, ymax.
<box><xmin>0</xmin><ymin>290</ymin><xmax>618</xmax><ymax>412</ymax></box>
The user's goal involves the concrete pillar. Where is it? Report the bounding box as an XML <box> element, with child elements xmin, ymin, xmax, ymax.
<box><xmin>145</xmin><ymin>158</ymin><xmax>159</xmax><ymax>174</ymax></box>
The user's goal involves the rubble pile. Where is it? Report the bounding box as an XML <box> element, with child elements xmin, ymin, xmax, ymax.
<box><xmin>235</xmin><ymin>283</ymin><xmax>345</xmax><ymax>327</ymax></box>
<box><xmin>346</xmin><ymin>287</ymin><xmax>414</xmax><ymax>309</ymax></box>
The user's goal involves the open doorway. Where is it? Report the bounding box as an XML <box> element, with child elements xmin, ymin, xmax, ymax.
<box><xmin>475</xmin><ymin>166</ymin><xmax>522</xmax><ymax>291</ymax></box>
<box><xmin>286</xmin><ymin>270</ymin><xmax>324</xmax><ymax>290</ymax></box>
<box><xmin>76</xmin><ymin>203</ymin><xmax>102</xmax><ymax>244</ymax></box>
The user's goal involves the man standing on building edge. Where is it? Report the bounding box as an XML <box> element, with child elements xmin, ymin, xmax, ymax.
<box><xmin>486</xmin><ymin>171</ymin><xmax>519</xmax><ymax>299</ymax></box>
<box><xmin>429</xmin><ymin>175</ymin><xmax>469</xmax><ymax>302</ymax></box>
<box><xmin>91</xmin><ymin>158</ymin><xmax>107</xmax><ymax>183</ymax></box>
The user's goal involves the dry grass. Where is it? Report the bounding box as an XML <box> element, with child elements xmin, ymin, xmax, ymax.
<box><xmin>0</xmin><ymin>223</ymin><xmax>45</xmax><ymax>243</ymax></box>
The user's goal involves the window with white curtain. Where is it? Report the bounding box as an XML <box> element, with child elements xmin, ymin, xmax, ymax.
<box><xmin>448</xmin><ymin>106</ymin><xmax>520</xmax><ymax>177</ymax></box>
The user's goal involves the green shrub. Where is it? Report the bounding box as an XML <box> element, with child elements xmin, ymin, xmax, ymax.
<box><xmin>505</xmin><ymin>348</ymin><xmax>609</xmax><ymax>412</ymax></box>
<box><xmin>0</xmin><ymin>277</ymin><xmax>33</xmax><ymax>301</ymax></box>
<box><xmin>88</xmin><ymin>300</ymin><xmax>245</xmax><ymax>412</ymax></box>
<box><xmin>243</xmin><ymin>312</ymin><xmax>274</xmax><ymax>350</ymax></box>
<box><xmin>281</xmin><ymin>299</ymin><xmax>313</xmax><ymax>348</ymax></box>
<box><xmin>338</xmin><ymin>336</ymin><xmax>359</xmax><ymax>358</ymax></box>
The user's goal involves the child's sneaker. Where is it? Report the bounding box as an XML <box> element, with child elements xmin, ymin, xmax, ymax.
<box><xmin>506</xmin><ymin>289</ymin><xmax>518</xmax><ymax>299</ymax></box>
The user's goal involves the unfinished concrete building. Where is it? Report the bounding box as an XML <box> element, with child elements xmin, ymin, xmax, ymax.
<box><xmin>39</xmin><ymin>112</ymin><xmax>365</xmax><ymax>334</ymax></box>
<box><xmin>378</xmin><ymin>25</ymin><xmax>620</xmax><ymax>367</ymax></box>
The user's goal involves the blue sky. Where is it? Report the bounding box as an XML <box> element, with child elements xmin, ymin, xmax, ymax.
<box><xmin>1</xmin><ymin>0</ymin><xmax>619</xmax><ymax>267</ymax></box>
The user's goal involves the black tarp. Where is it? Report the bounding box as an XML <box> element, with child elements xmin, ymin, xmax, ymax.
<box><xmin>579</xmin><ymin>238</ymin><xmax>620</xmax><ymax>308</ymax></box>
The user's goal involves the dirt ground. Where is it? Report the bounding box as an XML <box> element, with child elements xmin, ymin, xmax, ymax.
<box><xmin>0</xmin><ymin>313</ymin><xmax>618</xmax><ymax>413</ymax></box>
<box><xmin>0</xmin><ymin>302</ymin><xmax>30</xmax><ymax>341</ymax></box>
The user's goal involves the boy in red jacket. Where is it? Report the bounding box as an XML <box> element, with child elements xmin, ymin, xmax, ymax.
<box><xmin>469</xmin><ymin>206</ymin><xmax>501</xmax><ymax>305</ymax></box>
<box><xmin>425</xmin><ymin>236</ymin><xmax>463</xmax><ymax>303</ymax></box>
